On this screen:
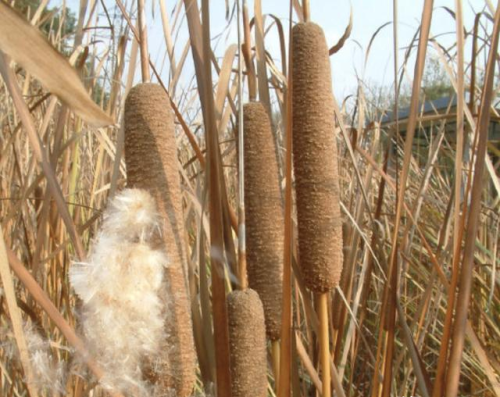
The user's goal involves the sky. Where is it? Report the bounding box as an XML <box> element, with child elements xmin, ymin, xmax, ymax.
<box><xmin>63</xmin><ymin>0</ymin><xmax>492</xmax><ymax>100</ymax></box>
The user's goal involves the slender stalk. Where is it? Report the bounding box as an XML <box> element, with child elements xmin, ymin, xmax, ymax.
<box><xmin>432</xmin><ymin>1</ymin><xmax>465</xmax><ymax>395</ymax></box>
<box><xmin>278</xmin><ymin>3</ymin><xmax>294</xmax><ymax>396</ymax></box>
<box><xmin>303</xmin><ymin>0</ymin><xmax>310</xmax><ymax>22</ymax></box>
<box><xmin>371</xmin><ymin>1</ymin><xmax>434</xmax><ymax>395</ymax></box>
<box><xmin>137</xmin><ymin>0</ymin><xmax>150</xmax><ymax>82</ymax></box>
<box><xmin>445</xmin><ymin>4</ymin><xmax>500</xmax><ymax>395</ymax></box>
<box><xmin>272</xmin><ymin>340</ymin><xmax>281</xmax><ymax>385</ymax></box>
<box><xmin>319</xmin><ymin>293</ymin><xmax>331</xmax><ymax>397</ymax></box>
<box><xmin>236</xmin><ymin>0</ymin><xmax>247</xmax><ymax>290</ymax></box>
<box><xmin>0</xmin><ymin>230</ymin><xmax>39</xmax><ymax>397</ymax></box>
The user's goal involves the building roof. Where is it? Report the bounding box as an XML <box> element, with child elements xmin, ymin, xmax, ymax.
<box><xmin>381</xmin><ymin>95</ymin><xmax>460</xmax><ymax>124</ymax></box>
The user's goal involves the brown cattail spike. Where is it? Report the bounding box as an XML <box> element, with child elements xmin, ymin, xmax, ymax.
<box><xmin>124</xmin><ymin>83</ymin><xmax>196</xmax><ymax>396</ymax></box>
<box><xmin>227</xmin><ymin>289</ymin><xmax>268</xmax><ymax>397</ymax></box>
<box><xmin>291</xmin><ymin>22</ymin><xmax>343</xmax><ymax>293</ymax></box>
<box><xmin>243</xmin><ymin>102</ymin><xmax>283</xmax><ymax>340</ymax></box>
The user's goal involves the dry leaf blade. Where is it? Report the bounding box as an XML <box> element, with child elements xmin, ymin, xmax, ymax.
<box><xmin>0</xmin><ymin>3</ymin><xmax>113</xmax><ymax>127</ymax></box>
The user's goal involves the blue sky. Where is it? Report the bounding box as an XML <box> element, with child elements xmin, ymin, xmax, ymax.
<box><xmin>64</xmin><ymin>0</ymin><xmax>490</xmax><ymax>100</ymax></box>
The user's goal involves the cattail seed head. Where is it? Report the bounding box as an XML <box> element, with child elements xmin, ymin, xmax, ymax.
<box><xmin>1</xmin><ymin>323</ymin><xmax>67</xmax><ymax>394</ymax></box>
<box><xmin>70</xmin><ymin>188</ymin><xmax>167</xmax><ymax>394</ymax></box>
<box><xmin>243</xmin><ymin>101</ymin><xmax>283</xmax><ymax>340</ymax></box>
<box><xmin>227</xmin><ymin>289</ymin><xmax>268</xmax><ymax>397</ymax></box>
<box><xmin>292</xmin><ymin>22</ymin><xmax>343</xmax><ymax>293</ymax></box>
<box><xmin>124</xmin><ymin>83</ymin><xmax>196</xmax><ymax>396</ymax></box>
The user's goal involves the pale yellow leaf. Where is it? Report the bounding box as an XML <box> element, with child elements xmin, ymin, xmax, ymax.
<box><xmin>0</xmin><ymin>3</ymin><xmax>114</xmax><ymax>127</ymax></box>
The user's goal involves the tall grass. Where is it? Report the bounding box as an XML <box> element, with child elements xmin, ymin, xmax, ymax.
<box><xmin>0</xmin><ymin>0</ymin><xmax>499</xmax><ymax>396</ymax></box>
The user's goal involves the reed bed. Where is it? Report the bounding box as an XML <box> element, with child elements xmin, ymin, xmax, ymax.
<box><xmin>0</xmin><ymin>1</ymin><xmax>499</xmax><ymax>397</ymax></box>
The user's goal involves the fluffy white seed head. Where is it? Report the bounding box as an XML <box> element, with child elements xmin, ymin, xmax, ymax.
<box><xmin>101</xmin><ymin>188</ymin><xmax>160</xmax><ymax>241</ymax></box>
<box><xmin>1</xmin><ymin>322</ymin><xmax>66</xmax><ymax>394</ymax></box>
<box><xmin>69</xmin><ymin>188</ymin><xmax>168</xmax><ymax>394</ymax></box>
<box><xmin>24</xmin><ymin>324</ymin><xmax>66</xmax><ymax>394</ymax></box>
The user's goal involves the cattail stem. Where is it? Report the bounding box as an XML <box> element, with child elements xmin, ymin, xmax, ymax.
<box><xmin>272</xmin><ymin>340</ymin><xmax>281</xmax><ymax>385</ymax></box>
<box><xmin>236</xmin><ymin>0</ymin><xmax>248</xmax><ymax>291</ymax></box>
<box><xmin>318</xmin><ymin>293</ymin><xmax>331</xmax><ymax>397</ymax></box>
<box><xmin>242</xmin><ymin>0</ymin><xmax>256</xmax><ymax>101</ymax></box>
<box><xmin>137</xmin><ymin>0</ymin><xmax>150</xmax><ymax>82</ymax></box>
<box><xmin>303</xmin><ymin>0</ymin><xmax>310</xmax><ymax>22</ymax></box>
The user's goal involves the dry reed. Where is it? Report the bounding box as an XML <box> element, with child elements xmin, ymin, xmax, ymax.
<box><xmin>1</xmin><ymin>2</ymin><xmax>499</xmax><ymax>397</ymax></box>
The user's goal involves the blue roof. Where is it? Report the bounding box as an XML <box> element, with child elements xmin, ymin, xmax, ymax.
<box><xmin>381</xmin><ymin>95</ymin><xmax>458</xmax><ymax>124</ymax></box>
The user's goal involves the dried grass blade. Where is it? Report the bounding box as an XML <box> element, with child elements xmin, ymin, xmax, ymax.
<box><xmin>159</xmin><ymin>0</ymin><xmax>177</xmax><ymax>78</ymax></box>
<box><xmin>183</xmin><ymin>0</ymin><xmax>233</xmax><ymax>394</ymax></box>
<box><xmin>0</xmin><ymin>230</ymin><xmax>39</xmax><ymax>397</ymax></box>
<box><xmin>329</xmin><ymin>7</ymin><xmax>353</xmax><ymax>55</ymax></box>
<box><xmin>0</xmin><ymin>3</ymin><xmax>113</xmax><ymax>127</ymax></box>
<box><xmin>0</xmin><ymin>52</ymin><xmax>85</xmax><ymax>260</ymax></box>
<box><xmin>372</xmin><ymin>2</ymin><xmax>434</xmax><ymax>395</ymax></box>
<box><xmin>295</xmin><ymin>332</ymin><xmax>322</xmax><ymax>391</ymax></box>
<box><xmin>6</xmin><ymin>249</ymin><xmax>124</xmax><ymax>397</ymax></box>
<box><xmin>432</xmin><ymin>1</ymin><xmax>465</xmax><ymax>394</ymax></box>
<box><xmin>214</xmin><ymin>44</ymin><xmax>238</xmax><ymax>124</ymax></box>
<box><xmin>170</xmin><ymin>39</ymin><xmax>191</xmax><ymax>93</ymax></box>
<box><xmin>266</xmin><ymin>15</ymin><xmax>287</xmax><ymax>75</ymax></box>
<box><xmin>432</xmin><ymin>42</ymin><xmax>500</xmax><ymax>197</ymax></box>
<box><xmin>396</xmin><ymin>298</ymin><xmax>431</xmax><ymax>397</ymax></box>
<box><xmin>465</xmin><ymin>324</ymin><xmax>500</xmax><ymax>396</ymax></box>
<box><xmin>445</xmin><ymin>3</ymin><xmax>500</xmax><ymax>395</ymax></box>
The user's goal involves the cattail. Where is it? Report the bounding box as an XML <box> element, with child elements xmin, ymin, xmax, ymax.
<box><xmin>227</xmin><ymin>289</ymin><xmax>268</xmax><ymax>397</ymax></box>
<box><xmin>2</xmin><ymin>322</ymin><xmax>66</xmax><ymax>394</ymax></box>
<box><xmin>124</xmin><ymin>83</ymin><xmax>196</xmax><ymax>397</ymax></box>
<box><xmin>70</xmin><ymin>189</ymin><xmax>166</xmax><ymax>395</ymax></box>
<box><xmin>291</xmin><ymin>22</ymin><xmax>343</xmax><ymax>293</ymax></box>
<box><xmin>243</xmin><ymin>102</ymin><xmax>283</xmax><ymax>340</ymax></box>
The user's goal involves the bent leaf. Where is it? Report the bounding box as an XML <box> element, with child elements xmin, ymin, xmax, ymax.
<box><xmin>329</xmin><ymin>6</ymin><xmax>353</xmax><ymax>55</ymax></box>
<box><xmin>0</xmin><ymin>3</ymin><xmax>114</xmax><ymax>127</ymax></box>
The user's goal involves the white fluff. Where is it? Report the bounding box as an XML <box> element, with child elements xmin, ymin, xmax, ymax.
<box><xmin>69</xmin><ymin>188</ymin><xmax>168</xmax><ymax>394</ymax></box>
<box><xmin>0</xmin><ymin>323</ymin><xmax>66</xmax><ymax>394</ymax></box>
<box><xmin>24</xmin><ymin>324</ymin><xmax>66</xmax><ymax>394</ymax></box>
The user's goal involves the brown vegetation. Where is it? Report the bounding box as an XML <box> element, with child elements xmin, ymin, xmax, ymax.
<box><xmin>0</xmin><ymin>1</ymin><xmax>499</xmax><ymax>397</ymax></box>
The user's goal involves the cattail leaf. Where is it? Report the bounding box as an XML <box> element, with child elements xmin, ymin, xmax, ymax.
<box><xmin>0</xmin><ymin>3</ymin><xmax>114</xmax><ymax>127</ymax></box>
<box><xmin>329</xmin><ymin>6</ymin><xmax>353</xmax><ymax>55</ymax></box>
<box><xmin>0</xmin><ymin>230</ymin><xmax>39</xmax><ymax>397</ymax></box>
<box><xmin>214</xmin><ymin>44</ymin><xmax>238</xmax><ymax>124</ymax></box>
<box><xmin>254</xmin><ymin>0</ymin><xmax>271</xmax><ymax>115</ymax></box>
<box><xmin>183</xmin><ymin>0</ymin><xmax>234</xmax><ymax>394</ymax></box>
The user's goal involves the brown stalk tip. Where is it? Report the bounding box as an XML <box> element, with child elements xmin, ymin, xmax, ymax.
<box><xmin>243</xmin><ymin>101</ymin><xmax>284</xmax><ymax>341</ymax></box>
<box><xmin>124</xmin><ymin>83</ymin><xmax>196</xmax><ymax>397</ymax></box>
<box><xmin>227</xmin><ymin>289</ymin><xmax>268</xmax><ymax>397</ymax></box>
<box><xmin>291</xmin><ymin>22</ymin><xmax>344</xmax><ymax>293</ymax></box>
